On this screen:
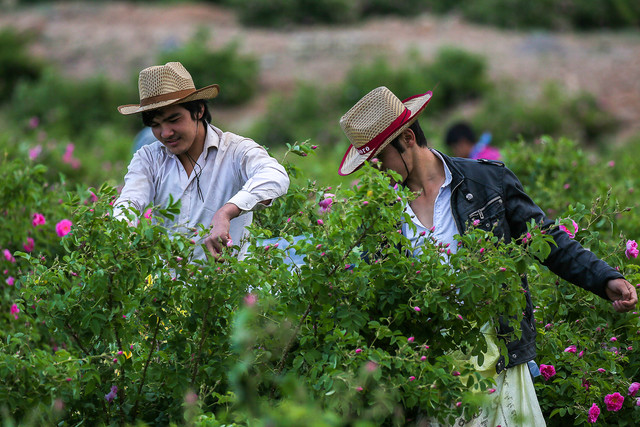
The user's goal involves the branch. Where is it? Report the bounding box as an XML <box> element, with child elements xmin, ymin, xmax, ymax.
<box><xmin>132</xmin><ymin>315</ymin><xmax>161</xmax><ymax>420</ymax></box>
<box><xmin>274</xmin><ymin>224</ymin><xmax>373</xmax><ymax>375</ymax></box>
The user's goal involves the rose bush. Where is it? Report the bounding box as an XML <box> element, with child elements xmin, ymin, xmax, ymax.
<box><xmin>1</xmin><ymin>136</ymin><xmax>640</xmax><ymax>425</ymax></box>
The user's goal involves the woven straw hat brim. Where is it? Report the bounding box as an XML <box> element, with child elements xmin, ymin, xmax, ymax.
<box><xmin>117</xmin><ymin>84</ymin><xmax>219</xmax><ymax>115</ymax></box>
<box><xmin>338</xmin><ymin>91</ymin><xmax>432</xmax><ymax>176</ymax></box>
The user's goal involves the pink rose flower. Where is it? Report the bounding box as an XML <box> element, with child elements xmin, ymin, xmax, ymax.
<box><xmin>628</xmin><ymin>382</ymin><xmax>640</xmax><ymax>397</ymax></box>
<box><xmin>539</xmin><ymin>364</ymin><xmax>556</xmax><ymax>381</ymax></box>
<box><xmin>317</xmin><ymin>219</ymin><xmax>324</xmax><ymax>226</ymax></box>
<box><xmin>32</xmin><ymin>213</ymin><xmax>46</xmax><ymax>227</ymax></box>
<box><xmin>318</xmin><ymin>197</ymin><xmax>333</xmax><ymax>213</ymax></box>
<box><xmin>3</xmin><ymin>249</ymin><xmax>15</xmax><ymax>263</ymax></box>
<box><xmin>6</xmin><ymin>276</ymin><xmax>14</xmax><ymax>286</ymax></box>
<box><xmin>564</xmin><ymin>345</ymin><xmax>577</xmax><ymax>353</ymax></box>
<box><xmin>23</xmin><ymin>237</ymin><xmax>35</xmax><ymax>252</ymax></box>
<box><xmin>597</xmin><ymin>368</ymin><xmax>606</xmax><ymax>373</ymax></box>
<box><xmin>243</xmin><ymin>293</ymin><xmax>257</xmax><ymax>307</ymax></box>
<box><xmin>143</xmin><ymin>208</ymin><xmax>152</xmax><ymax>219</ymax></box>
<box><xmin>588</xmin><ymin>403</ymin><xmax>600</xmax><ymax>423</ymax></box>
<box><xmin>625</xmin><ymin>240</ymin><xmax>639</xmax><ymax>259</ymax></box>
<box><xmin>28</xmin><ymin>144</ymin><xmax>42</xmax><ymax>160</ymax></box>
<box><xmin>409</xmin><ymin>376</ymin><xmax>416</xmax><ymax>382</ymax></box>
<box><xmin>55</xmin><ymin>219</ymin><xmax>73</xmax><ymax>237</ymax></box>
<box><xmin>488</xmin><ymin>388</ymin><xmax>496</xmax><ymax>394</ymax></box>
<box><xmin>559</xmin><ymin>219</ymin><xmax>579</xmax><ymax>238</ymax></box>
<box><xmin>414</xmin><ymin>306</ymin><xmax>421</xmax><ymax>312</ymax></box>
<box><xmin>10</xmin><ymin>303</ymin><xmax>19</xmax><ymax>320</ymax></box>
<box><xmin>407</xmin><ymin>337</ymin><xmax>414</xmax><ymax>343</ymax></box>
<box><xmin>604</xmin><ymin>392</ymin><xmax>624</xmax><ymax>411</ymax></box>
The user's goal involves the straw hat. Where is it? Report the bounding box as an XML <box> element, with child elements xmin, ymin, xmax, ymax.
<box><xmin>118</xmin><ymin>62</ymin><xmax>219</xmax><ymax>115</ymax></box>
<box><xmin>338</xmin><ymin>86</ymin><xmax>432</xmax><ymax>176</ymax></box>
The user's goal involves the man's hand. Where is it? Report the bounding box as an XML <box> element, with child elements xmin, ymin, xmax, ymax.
<box><xmin>605</xmin><ymin>278</ymin><xmax>638</xmax><ymax>312</ymax></box>
<box><xmin>204</xmin><ymin>203</ymin><xmax>241</xmax><ymax>260</ymax></box>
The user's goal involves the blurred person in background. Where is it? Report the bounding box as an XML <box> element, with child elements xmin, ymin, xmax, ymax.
<box><xmin>338</xmin><ymin>86</ymin><xmax>636</xmax><ymax>426</ymax></box>
<box><xmin>115</xmin><ymin>62</ymin><xmax>289</xmax><ymax>261</ymax></box>
<box><xmin>445</xmin><ymin>121</ymin><xmax>500</xmax><ymax>160</ymax></box>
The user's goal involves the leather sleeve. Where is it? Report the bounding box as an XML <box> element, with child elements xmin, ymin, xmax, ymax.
<box><xmin>502</xmin><ymin>167</ymin><xmax>623</xmax><ymax>300</ymax></box>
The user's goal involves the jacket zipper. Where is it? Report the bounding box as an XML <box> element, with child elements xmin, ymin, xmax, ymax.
<box><xmin>468</xmin><ymin>195</ymin><xmax>503</xmax><ymax>220</ymax></box>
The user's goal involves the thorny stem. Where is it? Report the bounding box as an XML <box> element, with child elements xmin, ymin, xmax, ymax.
<box><xmin>132</xmin><ymin>315</ymin><xmax>161</xmax><ymax>420</ymax></box>
<box><xmin>191</xmin><ymin>295</ymin><xmax>216</xmax><ymax>384</ymax></box>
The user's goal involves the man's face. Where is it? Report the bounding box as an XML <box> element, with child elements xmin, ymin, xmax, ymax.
<box><xmin>375</xmin><ymin>143</ymin><xmax>407</xmax><ymax>184</ymax></box>
<box><xmin>149</xmin><ymin>104</ymin><xmax>200</xmax><ymax>156</ymax></box>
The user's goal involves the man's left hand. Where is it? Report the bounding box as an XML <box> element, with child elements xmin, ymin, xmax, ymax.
<box><xmin>605</xmin><ymin>278</ymin><xmax>638</xmax><ymax>312</ymax></box>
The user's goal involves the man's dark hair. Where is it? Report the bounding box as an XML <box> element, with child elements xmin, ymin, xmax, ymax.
<box><xmin>141</xmin><ymin>100</ymin><xmax>211</xmax><ymax>128</ymax></box>
<box><xmin>390</xmin><ymin>120</ymin><xmax>428</xmax><ymax>153</ymax></box>
<box><xmin>445</xmin><ymin>122</ymin><xmax>475</xmax><ymax>147</ymax></box>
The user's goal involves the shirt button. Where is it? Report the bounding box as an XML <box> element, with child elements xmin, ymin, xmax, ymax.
<box><xmin>466</xmin><ymin>193</ymin><xmax>473</xmax><ymax>201</ymax></box>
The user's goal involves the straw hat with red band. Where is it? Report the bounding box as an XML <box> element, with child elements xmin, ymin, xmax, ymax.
<box><xmin>118</xmin><ymin>62</ymin><xmax>219</xmax><ymax>115</ymax></box>
<box><xmin>338</xmin><ymin>86</ymin><xmax>432</xmax><ymax>176</ymax></box>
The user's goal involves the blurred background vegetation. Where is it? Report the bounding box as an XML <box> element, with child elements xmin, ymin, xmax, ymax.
<box><xmin>0</xmin><ymin>0</ymin><xmax>639</xmax><ymax>190</ymax></box>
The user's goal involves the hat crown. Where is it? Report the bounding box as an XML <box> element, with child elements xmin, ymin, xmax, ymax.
<box><xmin>340</xmin><ymin>87</ymin><xmax>406</xmax><ymax>149</ymax></box>
<box><xmin>138</xmin><ymin>62</ymin><xmax>196</xmax><ymax>101</ymax></box>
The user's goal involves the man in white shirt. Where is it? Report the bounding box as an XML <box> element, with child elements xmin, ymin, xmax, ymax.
<box><xmin>116</xmin><ymin>62</ymin><xmax>290</xmax><ymax>260</ymax></box>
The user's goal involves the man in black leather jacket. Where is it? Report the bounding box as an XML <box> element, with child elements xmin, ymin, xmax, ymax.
<box><xmin>338</xmin><ymin>86</ymin><xmax>637</xmax><ymax>422</ymax></box>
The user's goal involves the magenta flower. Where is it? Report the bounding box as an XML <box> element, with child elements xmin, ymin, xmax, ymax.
<box><xmin>318</xmin><ymin>197</ymin><xmax>333</xmax><ymax>213</ymax></box>
<box><xmin>604</xmin><ymin>392</ymin><xmax>624</xmax><ymax>411</ymax></box>
<box><xmin>365</xmin><ymin>361</ymin><xmax>378</xmax><ymax>372</ymax></box>
<box><xmin>355</xmin><ymin>348</ymin><xmax>362</xmax><ymax>354</ymax></box>
<box><xmin>564</xmin><ymin>345</ymin><xmax>577</xmax><ymax>353</ymax></box>
<box><xmin>356</xmin><ymin>386</ymin><xmax>363</xmax><ymax>392</ymax></box>
<box><xmin>597</xmin><ymin>368</ymin><xmax>606</xmax><ymax>373</ymax></box>
<box><xmin>28</xmin><ymin>144</ymin><xmax>42</xmax><ymax>160</ymax></box>
<box><xmin>28</xmin><ymin>116</ymin><xmax>39</xmax><ymax>129</ymax></box>
<box><xmin>559</xmin><ymin>219</ymin><xmax>579</xmax><ymax>238</ymax></box>
<box><xmin>104</xmin><ymin>385</ymin><xmax>118</xmax><ymax>403</ymax></box>
<box><xmin>625</xmin><ymin>240</ymin><xmax>639</xmax><ymax>259</ymax></box>
<box><xmin>55</xmin><ymin>219</ymin><xmax>72</xmax><ymax>237</ymax></box>
<box><xmin>32</xmin><ymin>213</ymin><xmax>46</xmax><ymax>227</ymax></box>
<box><xmin>539</xmin><ymin>364</ymin><xmax>556</xmax><ymax>381</ymax></box>
<box><xmin>3</xmin><ymin>249</ymin><xmax>15</xmax><ymax>263</ymax></box>
<box><xmin>488</xmin><ymin>388</ymin><xmax>496</xmax><ymax>394</ymax></box>
<box><xmin>420</xmin><ymin>356</ymin><xmax>426</xmax><ymax>361</ymax></box>
<box><xmin>413</xmin><ymin>306</ymin><xmax>421</xmax><ymax>312</ymax></box>
<box><xmin>10</xmin><ymin>304</ymin><xmax>19</xmax><ymax>320</ymax></box>
<box><xmin>407</xmin><ymin>337</ymin><xmax>415</xmax><ymax>343</ymax></box>
<box><xmin>143</xmin><ymin>208</ymin><xmax>152</xmax><ymax>219</ymax></box>
<box><xmin>628</xmin><ymin>382</ymin><xmax>640</xmax><ymax>397</ymax></box>
<box><xmin>6</xmin><ymin>276</ymin><xmax>14</xmax><ymax>286</ymax></box>
<box><xmin>243</xmin><ymin>293</ymin><xmax>257</xmax><ymax>307</ymax></box>
<box><xmin>317</xmin><ymin>219</ymin><xmax>324</xmax><ymax>226</ymax></box>
<box><xmin>472</xmin><ymin>219</ymin><xmax>480</xmax><ymax>227</ymax></box>
<box><xmin>409</xmin><ymin>376</ymin><xmax>416</xmax><ymax>382</ymax></box>
<box><xmin>452</xmin><ymin>371</ymin><xmax>461</xmax><ymax>377</ymax></box>
<box><xmin>588</xmin><ymin>403</ymin><xmax>600</xmax><ymax>423</ymax></box>
<box><xmin>23</xmin><ymin>237</ymin><xmax>35</xmax><ymax>252</ymax></box>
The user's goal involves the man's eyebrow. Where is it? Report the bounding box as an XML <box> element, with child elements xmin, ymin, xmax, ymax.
<box><xmin>151</xmin><ymin>112</ymin><xmax>181</xmax><ymax>125</ymax></box>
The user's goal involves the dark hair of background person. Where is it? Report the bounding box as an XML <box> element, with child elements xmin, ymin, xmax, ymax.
<box><xmin>141</xmin><ymin>100</ymin><xmax>211</xmax><ymax>128</ymax></box>
<box><xmin>445</xmin><ymin>122</ymin><xmax>476</xmax><ymax>147</ymax></box>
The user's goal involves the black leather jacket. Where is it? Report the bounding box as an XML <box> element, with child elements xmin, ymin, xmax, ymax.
<box><xmin>440</xmin><ymin>151</ymin><xmax>624</xmax><ymax>372</ymax></box>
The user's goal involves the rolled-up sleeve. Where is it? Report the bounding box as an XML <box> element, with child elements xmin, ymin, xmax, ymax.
<box><xmin>227</xmin><ymin>140</ymin><xmax>290</xmax><ymax>212</ymax></box>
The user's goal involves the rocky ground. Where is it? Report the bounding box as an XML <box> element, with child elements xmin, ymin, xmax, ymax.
<box><xmin>2</xmin><ymin>2</ymin><xmax>639</xmax><ymax>140</ymax></box>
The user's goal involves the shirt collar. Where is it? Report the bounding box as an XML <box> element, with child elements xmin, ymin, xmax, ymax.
<box><xmin>430</xmin><ymin>148</ymin><xmax>453</xmax><ymax>189</ymax></box>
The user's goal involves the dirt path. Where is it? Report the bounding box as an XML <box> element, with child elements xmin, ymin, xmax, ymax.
<box><xmin>2</xmin><ymin>2</ymin><xmax>639</xmax><ymax>138</ymax></box>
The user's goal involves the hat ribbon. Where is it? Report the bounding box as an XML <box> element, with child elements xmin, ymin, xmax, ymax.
<box><xmin>140</xmin><ymin>89</ymin><xmax>196</xmax><ymax>107</ymax></box>
<box><xmin>355</xmin><ymin>107</ymin><xmax>411</xmax><ymax>155</ymax></box>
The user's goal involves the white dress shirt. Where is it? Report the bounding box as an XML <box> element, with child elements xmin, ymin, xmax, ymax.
<box><xmin>402</xmin><ymin>149</ymin><xmax>459</xmax><ymax>258</ymax></box>
<box><xmin>115</xmin><ymin>123</ymin><xmax>290</xmax><ymax>260</ymax></box>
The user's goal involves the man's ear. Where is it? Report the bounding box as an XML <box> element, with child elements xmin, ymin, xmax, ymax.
<box><xmin>402</xmin><ymin>128</ymin><xmax>417</xmax><ymax>147</ymax></box>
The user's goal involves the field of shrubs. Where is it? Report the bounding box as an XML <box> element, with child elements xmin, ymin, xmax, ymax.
<box><xmin>1</xmin><ymin>1</ymin><xmax>640</xmax><ymax>425</ymax></box>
